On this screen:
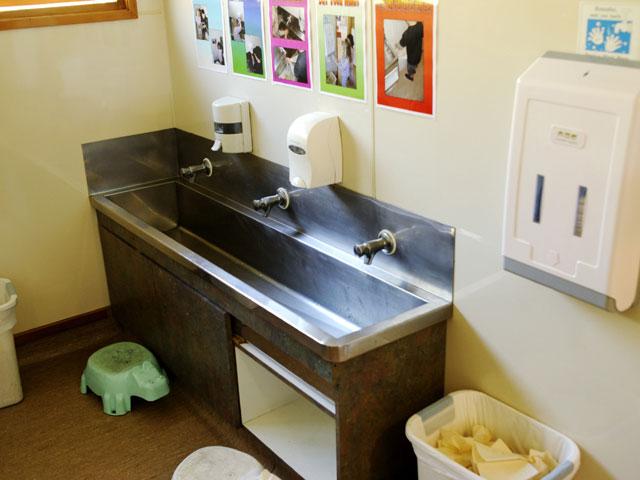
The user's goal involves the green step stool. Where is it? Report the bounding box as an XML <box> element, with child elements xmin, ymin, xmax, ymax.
<box><xmin>81</xmin><ymin>342</ymin><xmax>170</xmax><ymax>416</ymax></box>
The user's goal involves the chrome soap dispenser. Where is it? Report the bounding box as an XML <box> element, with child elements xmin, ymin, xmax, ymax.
<box><xmin>287</xmin><ymin>112</ymin><xmax>342</xmax><ymax>189</ymax></box>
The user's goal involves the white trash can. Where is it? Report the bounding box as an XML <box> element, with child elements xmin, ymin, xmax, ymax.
<box><xmin>406</xmin><ymin>390</ymin><xmax>580</xmax><ymax>480</ymax></box>
<box><xmin>0</xmin><ymin>278</ymin><xmax>23</xmax><ymax>408</ymax></box>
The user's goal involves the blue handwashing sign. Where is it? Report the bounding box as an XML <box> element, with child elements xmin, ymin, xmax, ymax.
<box><xmin>586</xmin><ymin>19</ymin><xmax>632</xmax><ymax>55</ymax></box>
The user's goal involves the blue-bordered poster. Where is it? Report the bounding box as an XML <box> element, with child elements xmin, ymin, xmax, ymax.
<box><xmin>193</xmin><ymin>0</ymin><xmax>229</xmax><ymax>72</ymax></box>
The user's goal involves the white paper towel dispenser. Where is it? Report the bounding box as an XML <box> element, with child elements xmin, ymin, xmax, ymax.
<box><xmin>287</xmin><ymin>112</ymin><xmax>342</xmax><ymax>189</ymax></box>
<box><xmin>502</xmin><ymin>52</ymin><xmax>640</xmax><ymax>311</ymax></box>
<box><xmin>211</xmin><ymin>97</ymin><xmax>252</xmax><ymax>153</ymax></box>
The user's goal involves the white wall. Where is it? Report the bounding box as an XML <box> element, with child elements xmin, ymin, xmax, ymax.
<box><xmin>0</xmin><ymin>0</ymin><xmax>175</xmax><ymax>333</ymax></box>
<box><xmin>163</xmin><ymin>0</ymin><xmax>640</xmax><ymax>478</ymax></box>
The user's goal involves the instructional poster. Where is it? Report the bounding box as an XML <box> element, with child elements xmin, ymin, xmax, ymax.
<box><xmin>269</xmin><ymin>0</ymin><xmax>312</xmax><ymax>89</ymax></box>
<box><xmin>227</xmin><ymin>0</ymin><xmax>267</xmax><ymax>79</ymax></box>
<box><xmin>374</xmin><ymin>0</ymin><xmax>436</xmax><ymax>117</ymax></box>
<box><xmin>192</xmin><ymin>0</ymin><xmax>228</xmax><ymax>72</ymax></box>
<box><xmin>578</xmin><ymin>1</ymin><xmax>640</xmax><ymax>60</ymax></box>
<box><xmin>317</xmin><ymin>0</ymin><xmax>366</xmax><ymax>101</ymax></box>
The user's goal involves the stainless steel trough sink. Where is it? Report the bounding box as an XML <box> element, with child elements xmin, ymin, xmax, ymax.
<box><xmin>91</xmin><ymin>180</ymin><xmax>451</xmax><ymax>361</ymax></box>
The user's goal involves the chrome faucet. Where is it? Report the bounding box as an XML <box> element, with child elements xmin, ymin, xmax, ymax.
<box><xmin>252</xmin><ymin>188</ymin><xmax>290</xmax><ymax>217</ymax></box>
<box><xmin>354</xmin><ymin>230</ymin><xmax>397</xmax><ymax>265</ymax></box>
<box><xmin>180</xmin><ymin>158</ymin><xmax>213</xmax><ymax>183</ymax></box>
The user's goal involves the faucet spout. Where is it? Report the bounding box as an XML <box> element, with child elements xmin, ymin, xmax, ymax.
<box><xmin>354</xmin><ymin>230</ymin><xmax>397</xmax><ymax>265</ymax></box>
<box><xmin>180</xmin><ymin>158</ymin><xmax>213</xmax><ymax>183</ymax></box>
<box><xmin>252</xmin><ymin>187</ymin><xmax>290</xmax><ymax>217</ymax></box>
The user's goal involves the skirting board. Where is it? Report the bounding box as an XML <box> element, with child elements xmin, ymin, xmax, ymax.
<box><xmin>14</xmin><ymin>307</ymin><xmax>111</xmax><ymax>347</ymax></box>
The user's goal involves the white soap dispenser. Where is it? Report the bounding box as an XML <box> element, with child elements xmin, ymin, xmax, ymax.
<box><xmin>287</xmin><ymin>112</ymin><xmax>342</xmax><ymax>189</ymax></box>
<box><xmin>211</xmin><ymin>97</ymin><xmax>252</xmax><ymax>153</ymax></box>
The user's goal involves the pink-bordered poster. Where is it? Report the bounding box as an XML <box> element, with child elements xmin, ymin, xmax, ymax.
<box><xmin>268</xmin><ymin>0</ymin><xmax>312</xmax><ymax>89</ymax></box>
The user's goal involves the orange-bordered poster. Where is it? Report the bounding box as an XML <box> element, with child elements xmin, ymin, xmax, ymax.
<box><xmin>375</xmin><ymin>0</ymin><xmax>436</xmax><ymax>116</ymax></box>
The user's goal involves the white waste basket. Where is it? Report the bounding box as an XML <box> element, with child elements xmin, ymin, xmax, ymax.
<box><xmin>406</xmin><ymin>390</ymin><xmax>580</xmax><ymax>480</ymax></box>
<box><xmin>0</xmin><ymin>278</ymin><xmax>23</xmax><ymax>408</ymax></box>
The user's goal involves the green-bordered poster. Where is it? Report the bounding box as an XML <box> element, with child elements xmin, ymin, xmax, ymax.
<box><xmin>227</xmin><ymin>0</ymin><xmax>267</xmax><ymax>79</ymax></box>
<box><xmin>316</xmin><ymin>0</ymin><xmax>366</xmax><ymax>101</ymax></box>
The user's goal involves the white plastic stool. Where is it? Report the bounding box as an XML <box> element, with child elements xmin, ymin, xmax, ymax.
<box><xmin>0</xmin><ymin>278</ymin><xmax>22</xmax><ymax>408</ymax></box>
<box><xmin>172</xmin><ymin>446</ymin><xmax>281</xmax><ymax>480</ymax></box>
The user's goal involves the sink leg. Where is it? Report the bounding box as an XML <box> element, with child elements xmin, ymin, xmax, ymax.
<box><xmin>334</xmin><ymin>321</ymin><xmax>446</xmax><ymax>479</ymax></box>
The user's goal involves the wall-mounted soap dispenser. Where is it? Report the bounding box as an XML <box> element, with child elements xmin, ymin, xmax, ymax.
<box><xmin>211</xmin><ymin>97</ymin><xmax>252</xmax><ymax>153</ymax></box>
<box><xmin>287</xmin><ymin>112</ymin><xmax>342</xmax><ymax>188</ymax></box>
<box><xmin>502</xmin><ymin>52</ymin><xmax>640</xmax><ymax>312</ymax></box>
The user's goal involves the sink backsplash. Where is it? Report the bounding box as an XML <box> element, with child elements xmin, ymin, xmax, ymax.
<box><xmin>83</xmin><ymin>129</ymin><xmax>455</xmax><ymax>302</ymax></box>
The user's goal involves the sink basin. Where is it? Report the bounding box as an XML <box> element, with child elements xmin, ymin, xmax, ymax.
<box><xmin>92</xmin><ymin>180</ymin><xmax>451</xmax><ymax>361</ymax></box>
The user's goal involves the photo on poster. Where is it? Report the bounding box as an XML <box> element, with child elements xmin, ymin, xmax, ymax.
<box><xmin>194</xmin><ymin>5</ymin><xmax>210</xmax><ymax>40</ymax></box>
<box><xmin>317</xmin><ymin>0</ymin><xmax>365</xmax><ymax>101</ymax></box>
<box><xmin>324</xmin><ymin>15</ymin><xmax>356</xmax><ymax>89</ymax></box>
<box><xmin>211</xmin><ymin>31</ymin><xmax>226</xmax><ymax>65</ymax></box>
<box><xmin>269</xmin><ymin>0</ymin><xmax>311</xmax><ymax>89</ymax></box>
<box><xmin>245</xmin><ymin>35</ymin><xmax>265</xmax><ymax>75</ymax></box>
<box><xmin>272</xmin><ymin>5</ymin><xmax>306</xmax><ymax>41</ymax></box>
<box><xmin>273</xmin><ymin>46</ymin><xmax>308</xmax><ymax>83</ymax></box>
<box><xmin>375</xmin><ymin>0</ymin><xmax>436</xmax><ymax>116</ymax></box>
<box><xmin>228</xmin><ymin>0</ymin><xmax>266</xmax><ymax>79</ymax></box>
<box><xmin>228</xmin><ymin>0</ymin><xmax>244</xmax><ymax>40</ymax></box>
<box><xmin>383</xmin><ymin>19</ymin><xmax>424</xmax><ymax>101</ymax></box>
<box><xmin>193</xmin><ymin>0</ymin><xmax>228</xmax><ymax>72</ymax></box>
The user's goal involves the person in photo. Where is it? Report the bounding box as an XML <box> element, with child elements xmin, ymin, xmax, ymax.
<box><xmin>194</xmin><ymin>6</ymin><xmax>210</xmax><ymax>41</ymax></box>
<box><xmin>230</xmin><ymin>17</ymin><xmax>244</xmax><ymax>41</ymax></box>
<box><xmin>398</xmin><ymin>21</ymin><xmax>423</xmax><ymax>82</ymax></box>
<box><xmin>228</xmin><ymin>1</ymin><xmax>245</xmax><ymax>42</ymax></box>
<box><xmin>338</xmin><ymin>33</ymin><xmax>355</xmax><ymax>88</ymax></box>
<box><xmin>212</xmin><ymin>35</ymin><xmax>225</xmax><ymax>65</ymax></box>
<box><xmin>245</xmin><ymin>35</ymin><xmax>263</xmax><ymax>74</ymax></box>
<box><xmin>382</xmin><ymin>18</ymin><xmax>424</xmax><ymax>101</ymax></box>
<box><xmin>323</xmin><ymin>15</ymin><xmax>356</xmax><ymax>89</ymax></box>
<box><xmin>294</xmin><ymin>50</ymin><xmax>307</xmax><ymax>83</ymax></box>
<box><xmin>247</xmin><ymin>46</ymin><xmax>263</xmax><ymax>74</ymax></box>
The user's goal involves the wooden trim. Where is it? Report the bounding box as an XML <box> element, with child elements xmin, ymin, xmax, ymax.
<box><xmin>0</xmin><ymin>0</ymin><xmax>83</xmax><ymax>6</ymax></box>
<box><xmin>0</xmin><ymin>0</ymin><xmax>137</xmax><ymax>30</ymax></box>
<box><xmin>1</xmin><ymin>1</ymin><xmax>121</xmax><ymax>19</ymax></box>
<box><xmin>14</xmin><ymin>306</ymin><xmax>111</xmax><ymax>346</ymax></box>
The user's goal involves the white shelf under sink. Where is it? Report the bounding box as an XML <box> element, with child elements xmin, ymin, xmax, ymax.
<box><xmin>235</xmin><ymin>346</ymin><xmax>337</xmax><ymax>480</ymax></box>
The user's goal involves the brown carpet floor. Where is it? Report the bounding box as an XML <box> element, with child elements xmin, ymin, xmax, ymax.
<box><xmin>0</xmin><ymin>318</ymin><xmax>298</xmax><ymax>480</ymax></box>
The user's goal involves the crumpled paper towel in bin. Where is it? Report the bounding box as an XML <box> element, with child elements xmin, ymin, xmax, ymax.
<box><xmin>436</xmin><ymin>425</ymin><xmax>558</xmax><ymax>480</ymax></box>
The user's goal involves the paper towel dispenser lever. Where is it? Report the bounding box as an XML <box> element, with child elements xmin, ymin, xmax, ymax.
<box><xmin>502</xmin><ymin>52</ymin><xmax>640</xmax><ymax>312</ymax></box>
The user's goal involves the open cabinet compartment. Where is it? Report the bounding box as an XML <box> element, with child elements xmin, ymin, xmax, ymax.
<box><xmin>235</xmin><ymin>344</ymin><xmax>337</xmax><ymax>480</ymax></box>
